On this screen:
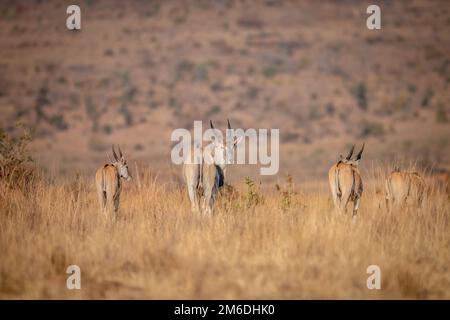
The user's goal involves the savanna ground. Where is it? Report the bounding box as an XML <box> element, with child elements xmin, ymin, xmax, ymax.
<box><xmin>1</xmin><ymin>162</ymin><xmax>449</xmax><ymax>299</ymax></box>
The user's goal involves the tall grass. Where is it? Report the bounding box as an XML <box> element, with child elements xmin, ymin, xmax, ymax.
<box><xmin>0</xmin><ymin>165</ymin><xmax>449</xmax><ymax>299</ymax></box>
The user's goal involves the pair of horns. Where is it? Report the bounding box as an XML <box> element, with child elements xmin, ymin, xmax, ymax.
<box><xmin>210</xmin><ymin>119</ymin><xmax>232</xmax><ymax>130</ymax></box>
<box><xmin>112</xmin><ymin>144</ymin><xmax>123</xmax><ymax>161</ymax></box>
<box><xmin>346</xmin><ymin>143</ymin><xmax>365</xmax><ymax>161</ymax></box>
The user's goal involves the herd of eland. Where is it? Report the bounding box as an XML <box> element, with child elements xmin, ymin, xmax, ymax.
<box><xmin>94</xmin><ymin>122</ymin><xmax>445</xmax><ymax>221</ymax></box>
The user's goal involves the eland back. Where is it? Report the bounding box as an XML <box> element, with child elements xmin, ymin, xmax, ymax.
<box><xmin>328</xmin><ymin>143</ymin><xmax>365</xmax><ymax>220</ymax></box>
<box><xmin>385</xmin><ymin>170</ymin><xmax>425</xmax><ymax>208</ymax></box>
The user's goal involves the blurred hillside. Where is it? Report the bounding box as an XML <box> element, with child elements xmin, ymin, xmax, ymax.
<box><xmin>0</xmin><ymin>0</ymin><xmax>449</xmax><ymax>182</ymax></box>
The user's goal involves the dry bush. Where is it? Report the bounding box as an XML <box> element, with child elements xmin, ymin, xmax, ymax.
<box><xmin>0</xmin><ymin>165</ymin><xmax>449</xmax><ymax>299</ymax></box>
<box><xmin>0</xmin><ymin>124</ymin><xmax>38</xmax><ymax>190</ymax></box>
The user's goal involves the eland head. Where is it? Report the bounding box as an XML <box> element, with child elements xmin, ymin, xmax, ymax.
<box><xmin>339</xmin><ymin>143</ymin><xmax>364</xmax><ymax>166</ymax></box>
<box><xmin>206</xmin><ymin>119</ymin><xmax>242</xmax><ymax>170</ymax></box>
<box><xmin>111</xmin><ymin>145</ymin><xmax>131</xmax><ymax>181</ymax></box>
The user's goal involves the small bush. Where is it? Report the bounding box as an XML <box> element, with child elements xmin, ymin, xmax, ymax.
<box><xmin>0</xmin><ymin>124</ymin><xmax>37</xmax><ymax>189</ymax></box>
<box><xmin>436</xmin><ymin>105</ymin><xmax>448</xmax><ymax>123</ymax></box>
<box><xmin>85</xmin><ymin>96</ymin><xmax>99</xmax><ymax>132</ymax></box>
<box><xmin>104</xmin><ymin>48</ymin><xmax>114</xmax><ymax>56</ymax></box>
<box><xmin>359</xmin><ymin>120</ymin><xmax>385</xmax><ymax>138</ymax></box>
<box><xmin>102</xmin><ymin>124</ymin><xmax>112</xmax><ymax>135</ymax></box>
<box><xmin>210</xmin><ymin>82</ymin><xmax>223</xmax><ymax>92</ymax></box>
<box><xmin>194</xmin><ymin>63</ymin><xmax>209</xmax><ymax>81</ymax></box>
<box><xmin>176</xmin><ymin>60</ymin><xmax>194</xmax><ymax>79</ymax></box>
<box><xmin>262</xmin><ymin>66</ymin><xmax>277</xmax><ymax>78</ymax></box>
<box><xmin>123</xmin><ymin>86</ymin><xmax>137</xmax><ymax>104</ymax></box>
<box><xmin>119</xmin><ymin>104</ymin><xmax>133</xmax><ymax>127</ymax></box>
<box><xmin>325</xmin><ymin>102</ymin><xmax>335</xmax><ymax>116</ymax></box>
<box><xmin>281</xmin><ymin>130</ymin><xmax>299</xmax><ymax>143</ymax></box>
<box><xmin>407</xmin><ymin>84</ymin><xmax>417</xmax><ymax>93</ymax></box>
<box><xmin>308</xmin><ymin>105</ymin><xmax>321</xmax><ymax>120</ymax></box>
<box><xmin>88</xmin><ymin>136</ymin><xmax>109</xmax><ymax>152</ymax></box>
<box><xmin>35</xmin><ymin>85</ymin><xmax>50</xmax><ymax>123</ymax></box>
<box><xmin>48</xmin><ymin>114</ymin><xmax>68</xmax><ymax>130</ymax></box>
<box><xmin>244</xmin><ymin>176</ymin><xmax>264</xmax><ymax>209</ymax></box>
<box><xmin>392</xmin><ymin>92</ymin><xmax>411</xmax><ymax>112</ymax></box>
<box><xmin>421</xmin><ymin>89</ymin><xmax>433</xmax><ymax>108</ymax></box>
<box><xmin>352</xmin><ymin>82</ymin><xmax>368</xmax><ymax>111</ymax></box>
<box><xmin>275</xmin><ymin>174</ymin><xmax>299</xmax><ymax>213</ymax></box>
<box><xmin>208</xmin><ymin>105</ymin><xmax>221</xmax><ymax>116</ymax></box>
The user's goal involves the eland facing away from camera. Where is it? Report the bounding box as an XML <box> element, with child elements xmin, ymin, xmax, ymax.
<box><xmin>183</xmin><ymin>119</ymin><xmax>240</xmax><ymax>215</ymax></box>
<box><xmin>385</xmin><ymin>169</ymin><xmax>425</xmax><ymax>209</ymax></box>
<box><xmin>95</xmin><ymin>145</ymin><xmax>131</xmax><ymax>220</ymax></box>
<box><xmin>328</xmin><ymin>143</ymin><xmax>365</xmax><ymax>221</ymax></box>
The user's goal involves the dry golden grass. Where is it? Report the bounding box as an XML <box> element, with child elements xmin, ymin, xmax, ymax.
<box><xmin>0</xmin><ymin>167</ymin><xmax>449</xmax><ymax>299</ymax></box>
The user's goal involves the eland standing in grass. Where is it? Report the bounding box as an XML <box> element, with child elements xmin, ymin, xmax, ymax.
<box><xmin>328</xmin><ymin>143</ymin><xmax>365</xmax><ymax>221</ymax></box>
<box><xmin>385</xmin><ymin>169</ymin><xmax>425</xmax><ymax>209</ymax></box>
<box><xmin>183</xmin><ymin>119</ymin><xmax>240</xmax><ymax>215</ymax></box>
<box><xmin>95</xmin><ymin>145</ymin><xmax>131</xmax><ymax>220</ymax></box>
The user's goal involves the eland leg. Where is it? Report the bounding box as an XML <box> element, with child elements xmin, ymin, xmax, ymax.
<box><xmin>202</xmin><ymin>186</ymin><xmax>214</xmax><ymax>215</ymax></box>
<box><xmin>187</xmin><ymin>184</ymin><xmax>199</xmax><ymax>212</ymax></box>
<box><xmin>113</xmin><ymin>193</ymin><xmax>120</xmax><ymax>222</ymax></box>
<box><xmin>338</xmin><ymin>189</ymin><xmax>351</xmax><ymax>215</ymax></box>
<box><xmin>352</xmin><ymin>197</ymin><xmax>361</xmax><ymax>223</ymax></box>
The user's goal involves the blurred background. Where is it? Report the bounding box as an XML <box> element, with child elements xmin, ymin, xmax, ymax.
<box><xmin>0</xmin><ymin>0</ymin><xmax>449</xmax><ymax>183</ymax></box>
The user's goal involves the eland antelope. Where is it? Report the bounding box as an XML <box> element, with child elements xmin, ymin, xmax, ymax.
<box><xmin>95</xmin><ymin>145</ymin><xmax>131</xmax><ymax>220</ymax></box>
<box><xmin>385</xmin><ymin>169</ymin><xmax>425</xmax><ymax>209</ymax></box>
<box><xmin>183</xmin><ymin>119</ymin><xmax>240</xmax><ymax>215</ymax></box>
<box><xmin>328</xmin><ymin>143</ymin><xmax>365</xmax><ymax>220</ymax></box>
